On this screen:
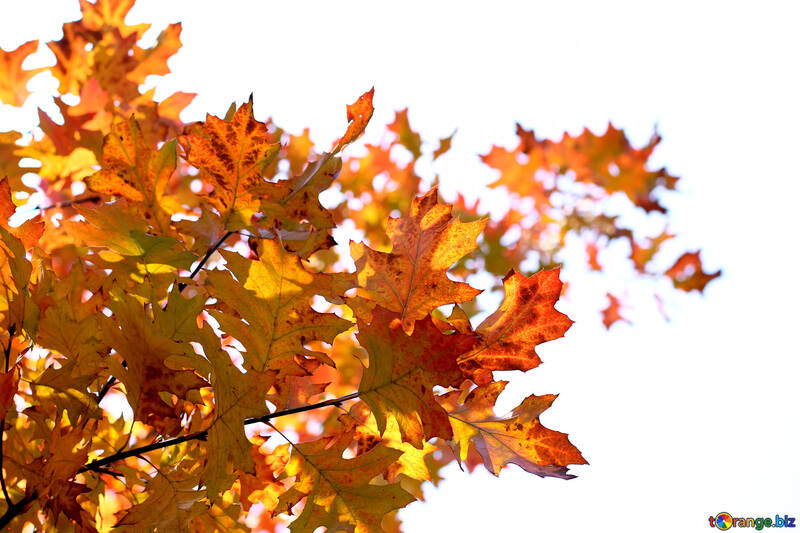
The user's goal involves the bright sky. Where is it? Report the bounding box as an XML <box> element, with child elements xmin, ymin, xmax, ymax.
<box><xmin>2</xmin><ymin>1</ymin><xmax>799</xmax><ymax>532</ymax></box>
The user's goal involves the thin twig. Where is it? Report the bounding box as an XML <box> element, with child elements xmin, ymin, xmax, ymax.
<box><xmin>19</xmin><ymin>195</ymin><xmax>102</xmax><ymax>213</ymax></box>
<box><xmin>80</xmin><ymin>392</ymin><xmax>360</xmax><ymax>474</ymax></box>
<box><xmin>3</xmin><ymin>324</ymin><xmax>14</xmax><ymax>374</ymax></box>
<box><xmin>177</xmin><ymin>230</ymin><xmax>234</xmax><ymax>292</ymax></box>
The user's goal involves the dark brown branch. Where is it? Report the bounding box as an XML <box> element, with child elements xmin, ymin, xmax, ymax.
<box><xmin>3</xmin><ymin>324</ymin><xmax>14</xmax><ymax>374</ymax></box>
<box><xmin>177</xmin><ymin>230</ymin><xmax>234</xmax><ymax>292</ymax></box>
<box><xmin>0</xmin><ymin>492</ymin><xmax>35</xmax><ymax>529</ymax></box>
<box><xmin>80</xmin><ymin>392</ymin><xmax>360</xmax><ymax>474</ymax></box>
<box><xmin>243</xmin><ymin>391</ymin><xmax>360</xmax><ymax>425</ymax></box>
<box><xmin>33</xmin><ymin>195</ymin><xmax>102</xmax><ymax>212</ymax></box>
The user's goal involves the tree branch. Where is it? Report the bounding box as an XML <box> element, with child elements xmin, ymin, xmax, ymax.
<box><xmin>177</xmin><ymin>230</ymin><xmax>234</xmax><ymax>292</ymax></box>
<box><xmin>22</xmin><ymin>195</ymin><xmax>102</xmax><ymax>213</ymax></box>
<box><xmin>0</xmin><ymin>493</ymin><xmax>35</xmax><ymax>529</ymax></box>
<box><xmin>80</xmin><ymin>392</ymin><xmax>360</xmax><ymax>474</ymax></box>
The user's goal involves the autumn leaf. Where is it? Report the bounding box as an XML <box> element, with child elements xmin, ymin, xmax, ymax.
<box><xmin>630</xmin><ymin>230</ymin><xmax>674</xmax><ymax>273</ymax></box>
<box><xmin>351</xmin><ymin>404</ymin><xmax>435</xmax><ymax>483</ymax></box>
<box><xmin>197</xmin><ymin>325</ymin><xmax>275</xmax><ymax>499</ymax></box>
<box><xmin>664</xmin><ymin>251</ymin><xmax>721</xmax><ymax>292</ymax></box>
<box><xmin>433</xmin><ymin>129</ymin><xmax>456</xmax><ymax>160</ymax></box>
<box><xmin>457</xmin><ymin>269</ymin><xmax>573</xmax><ymax>385</ymax></box>
<box><xmin>78</xmin><ymin>0</ymin><xmax>148</xmax><ymax>37</ymax></box>
<box><xmin>0</xmin><ymin>368</ymin><xmax>17</xmax><ymax>422</ymax></box>
<box><xmin>352</xmin><ymin>187</ymin><xmax>485</xmax><ymax>334</ymax></box>
<box><xmin>276</xmin><ymin>428</ymin><xmax>414</xmax><ymax>533</ymax></box>
<box><xmin>27</xmin><ymin>422</ymin><xmax>96</xmax><ymax>527</ymax></box>
<box><xmin>86</xmin><ymin>117</ymin><xmax>176</xmax><ymax>227</ymax></box>
<box><xmin>357</xmin><ymin>307</ymin><xmax>477</xmax><ymax>448</ymax></box>
<box><xmin>101</xmin><ymin>290</ymin><xmax>208</xmax><ymax>435</ymax></box>
<box><xmin>206</xmin><ymin>238</ymin><xmax>352</xmax><ymax>387</ymax></box>
<box><xmin>180</xmin><ymin>97</ymin><xmax>280</xmax><ymax>228</ymax></box>
<box><xmin>0</xmin><ymin>179</ymin><xmax>44</xmax><ymax>249</ymax></box>
<box><xmin>334</xmin><ymin>87</ymin><xmax>375</xmax><ymax>153</ymax></box>
<box><xmin>115</xmin><ymin>470</ymin><xmax>208</xmax><ymax>530</ymax></box>
<box><xmin>127</xmin><ymin>23</ymin><xmax>182</xmax><ymax>84</ymax></box>
<box><xmin>0</xmin><ymin>40</ymin><xmax>44</xmax><ymax>107</ymax></box>
<box><xmin>387</xmin><ymin>108</ymin><xmax>422</xmax><ymax>158</ymax></box>
<box><xmin>442</xmin><ymin>381</ymin><xmax>586</xmax><ymax>478</ymax></box>
<box><xmin>601</xmin><ymin>292</ymin><xmax>629</xmax><ymax>329</ymax></box>
<box><xmin>0</xmin><ymin>227</ymin><xmax>35</xmax><ymax>335</ymax></box>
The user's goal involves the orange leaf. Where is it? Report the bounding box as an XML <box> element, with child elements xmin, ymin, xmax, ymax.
<box><xmin>351</xmin><ymin>187</ymin><xmax>485</xmax><ymax>334</ymax></box>
<box><xmin>0</xmin><ymin>40</ymin><xmax>44</xmax><ymax>107</ymax></box>
<box><xmin>87</xmin><ymin>117</ymin><xmax>176</xmax><ymax>214</ymax></box>
<box><xmin>180</xmin><ymin>97</ymin><xmax>280</xmax><ymax>228</ymax></box>
<box><xmin>457</xmin><ymin>269</ymin><xmax>572</xmax><ymax>385</ymax></box>
<box><xmin>433</xmin><ymin>130</ymin><xmax>456</xmax><ymax>160</ymax></box>
<box><xmin>664</xmin><ymin>251</ymin><xmax>721</xmax><ymax>292</ymax></box>
<box><xmin>443</xmin><ymin>381</ymin><xmax>586</xmax><ymax>478</ymax></box>
<box><xmin>601</xmin><ymin>292</ymin><xmax>629</xmax><ymax>329</ymax></box>
<box><xmin>78</xmin><ymin>0</ymin><xmax>148</xmax><ymax>37</ymax></box>
<box><xmin>334</xmin><ymin>87</ymin><xmax>374</xmax><ymax>153</ymax></box>
<box><xmin>357</xmin><ymin>307</ymin><xmax>477</xmax><ymax>448</ymax></box>
<box><xmin>128</xmin><ymin>23</ymin><xmax>182</xmax><ymax>84</ymax></box>
<box><xmin>387</xmin><ymin>108</ymin><xmax>422</xmax><ymax>158</ymax></box>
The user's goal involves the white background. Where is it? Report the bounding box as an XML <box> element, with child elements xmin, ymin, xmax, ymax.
<box><xmin>1</xmin><ymin>1</ymin><xmax>798</xmax><ymax>532</ymax></box>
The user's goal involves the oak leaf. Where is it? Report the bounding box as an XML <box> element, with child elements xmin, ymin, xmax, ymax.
<box><xmin>197</xmin><ymin>325</ymin><xmax>275</xmax><ymax>499</ymax></box>
<box><xmin>357</xmin><ymin>307</ymin><xmax>477</xmax><ymax>448</ymax></box>
<box><xmin>457</xmin><ymin>269</ymin><xmax>572</xmax><ymax>385</ymax></box>
<box><xmin>387</xmin><ymin>108</ymin><xmax>422</xmax><ymax>158</ymax></box>
<box><xmin>334</xmin><ymin>87</ymin><xmax>375</xmax><ymax>153</ymax></box>
<box><xmin>87</xmin><ymin>117</ymin><xmax>177</xmax><ymax>214</ymax></box>
<box><xmin>180</xmin><ymin>98</ymin><xmax>280</xmax><ymax>228</ymax></box>
<box><xmin>442</xmin><ymin>381</ymin><xmax>586</xmax><ymax>478</ymax></box>
<box><xmin>276</xmin><ymin>428</ymin><xmax>414</xmax><ymax>533</ymax></box>
<box><xmin>115</xmin><ymin>470</ymin><xmax>209</xmax><ymax>531</ymax></box>
<box><xmin>601</xmin><ymin>292</ymin><xmax>629</xmax><ymax>329</ymax></box>
<box><xmin>206</xmin><ymin>239</ymin><xmax>352</xmax><ymax>387</ymax></box>
<box><xmin>664</xmin><ymin>251</ymin><xmax>721</xmax><ymax>292</ymax></box>
<box><xmin>0</xmin><ymin>40</ymin><xmax>44</xmax><ymax>107</ymax></box>
<box><xmin>351</xmin><ymin>187</ymin><xmax>485</xmax><ymax>334</ymax></box>
<box><xmin>101</xmin><ymin>291</ymin><xmax>208</xmax><ymax>435</ymax></box>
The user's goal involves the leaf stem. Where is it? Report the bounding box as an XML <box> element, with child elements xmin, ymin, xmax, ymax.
<box><xmin>80</xmin><ymin>392</ymin><xmax>360</xmax><ymax>473</ymax></box>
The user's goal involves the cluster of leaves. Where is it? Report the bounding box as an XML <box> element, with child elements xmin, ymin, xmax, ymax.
<box><xmin>0</xmin><ymin>1</ymin><xmax>717</xmax><ymax>531</ymax></box>
<box><xmin>341</xmin><ymin>111</ymin><xmax>720</xmax><ymax>328</ymax></box>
